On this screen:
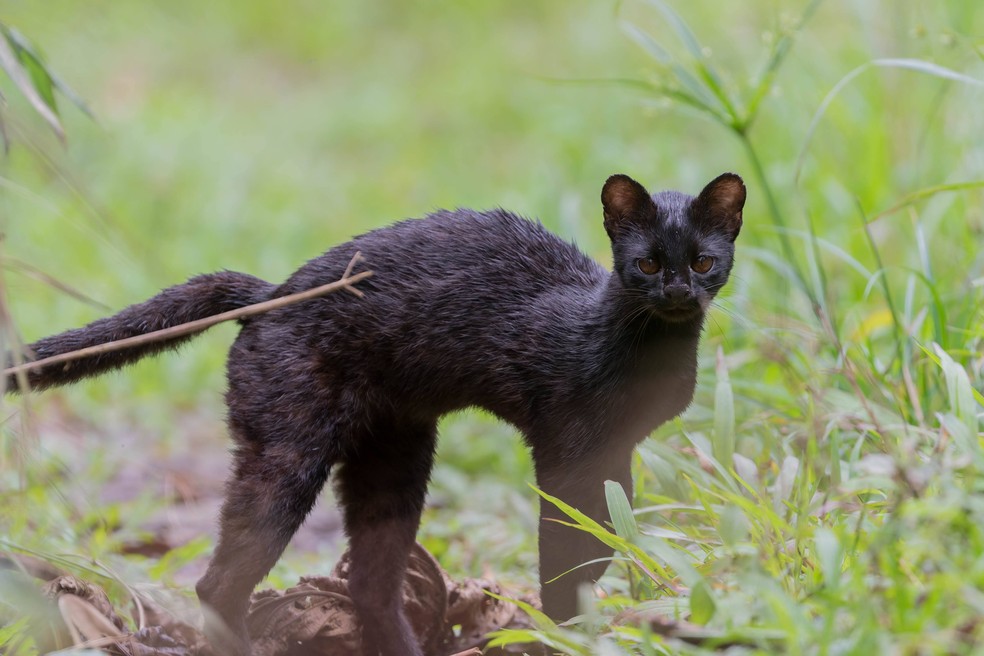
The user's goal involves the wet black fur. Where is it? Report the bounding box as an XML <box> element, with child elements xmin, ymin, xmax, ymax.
<box><xmin>7</xmin><ymin>173</ymin><xmax>745</xmax><ymax>656</ymax></box>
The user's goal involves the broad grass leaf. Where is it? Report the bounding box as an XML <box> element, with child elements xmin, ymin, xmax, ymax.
<box><xmin>637</xmin><ymin>450</ymin><xmax>686</xmax><ymax>500</ymax></box>
<box><xmin>2</xmin><ymin>25</ymin><xmax>93</xmax><ymax>118</ymax></box>
<box><xmin>717</xmin><ymin>504</ymin><xmax>749</xmax><ymax>547</ymax></box>
<box><xmin>919</xmin><ymin>343</ymin><xmax>984</xmax><ymax>408</ymax></box>
<box><xmin>484</xmin><ymin>628</ymin><xmax>584</xmax><ymax>653</ymax></box>
<box><xmin>0</xmin><ymin>26</ymin><xmax>63</xmax><ymax>140</ymax></box>
<box><xmin>535</xmin><ymin>486</ymin><xmax>676</xmax><ymax>585</ymax></box>
<box><xmin>642</xmin><ymin>536</ymin><xmax>701</xmax><ymax>588</ymax></box>
<box><xmin>605</xmin><ymin>479</ymin><xmax>638</xmax><ymax>540</ymax></box>
<box><xmin>900</xmin><ymin>269</ymin><xmax>948</xmax><ymax>349</ymax></box>
<box><xmin>688</xmin><ymin>580</ymin><xmax>716</xmax><ymax>625</ymax></box>
<box><xmin>17</xmin><ymin>48</ymin><xmax>56</xmax><ymax>115</ymax></box>
<box><xmin>772</xmin><ymin>456</ymin><xmax>800</xmax><ymax>508</ymax></box>
<box><xmin>533</xmin><ymin>485</ymin><xmax>611</xmax><ymax>535</ymax></box>
<box><xmin>147</xmin><ymin>536</ymin><xmax>212</xmax><ymax>581</ymax></box>
<box><xmin>713</xmin><ymin>347</ymin><xmax>735</xmax><ymax>469</ymax></box>
<box><xmin>485</xmin><ymin>591</ymin><xmax>555</xmax><ymax>631</ymax></box>
<box><xmin>0</xmin><ymin>618</ymin><xmax>36</xmax><ymax>656</ymax></box>
<box><xmin>813</xmin><ymin>527</ymin><xmax>842</xmax><ymax>590</ymax></box>
<box><xmin>681</xmin><ymin>431</ymin><xmax>741</xmax><ymax>494</ymax></box>
<box><xmin>484</xmin><ymin>594</ymin><xmax>591</xmax><ymax>653</ymax></box>
<box><xmin>933</xmin><ymin>344</ymin><xmax>980</xmax><ymax>435</ymax></box>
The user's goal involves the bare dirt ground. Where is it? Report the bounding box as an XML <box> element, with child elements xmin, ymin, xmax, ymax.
<box><xmin>27</xmin><ymin>397</ymin><xmax>344</xmax><ymax>584</ymax></box>
<box><xmin>12</xmin><ymin>399</ymin><xmax>538</xmax><ymax>655</ymax></box>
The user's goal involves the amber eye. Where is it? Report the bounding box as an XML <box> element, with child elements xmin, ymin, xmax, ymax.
<box><xmin>637</xmin><ymin>257</ymin><xmax>661</xmax><ymax>275</ymax></box>
<box><xmin>691</xmin><ymin>255</ymin><xmax>714</xmax><ymax>274</ymax></box>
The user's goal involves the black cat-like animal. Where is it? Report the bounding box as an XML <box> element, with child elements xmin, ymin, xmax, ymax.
<box><xmin>7</xmin><ymin>172</ymin><xmax>745</xmax><ymax>656</ymax></box>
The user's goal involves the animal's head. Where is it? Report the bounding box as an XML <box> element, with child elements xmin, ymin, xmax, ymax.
<box><xmin>601</xmin><ymin>172</ymin><xmax>745</xmax><ymax>323</ymax></box>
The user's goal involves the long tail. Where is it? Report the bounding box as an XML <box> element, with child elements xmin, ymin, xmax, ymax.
<box><xmin>6</xmin><ymin>271</ymin><xmax>275</xmax><ymax>392</ymax></box>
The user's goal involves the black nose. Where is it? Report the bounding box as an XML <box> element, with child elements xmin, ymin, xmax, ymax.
<box><xmin>664</xmin><ymin>284</ymin><xmax>692</xmax><ymax>302</ymax></box>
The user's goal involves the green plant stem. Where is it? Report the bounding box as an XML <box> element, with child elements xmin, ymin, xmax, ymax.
<box><xmin>736</xmin><ymin>130</ymin><xmax>815</xmax><ymax>305</ymax></box>
<box><xmin>856</xmin><ymin>201</ymin><xmax>905</xmax><ymax>374</ymax></box>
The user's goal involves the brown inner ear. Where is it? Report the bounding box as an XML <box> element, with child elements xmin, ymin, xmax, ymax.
<box><xmin>601</xmin><ymin>174</ymin><xmax>652</xmax><ymax>237</ymax></box>
<box><xmin>695</xmin><ymin>172</ymin><xmax>746</xmax><ymax>241</ymax></box>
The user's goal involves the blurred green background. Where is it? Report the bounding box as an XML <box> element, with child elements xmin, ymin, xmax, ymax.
<box><xmin>2</xmin><ymin>1</ymin><xmax>984</xmax><ymax>652</ymax></box>
<box><xmin>3</xmin><ymin>1</ymin><xmax>977</xmax><ymax>413</ymax></box>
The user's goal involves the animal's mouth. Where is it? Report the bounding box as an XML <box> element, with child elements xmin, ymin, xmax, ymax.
<box><xmin>652</xmin><ymin>301</ymin><xmax>703</xmax><ymax>323</ymax></box>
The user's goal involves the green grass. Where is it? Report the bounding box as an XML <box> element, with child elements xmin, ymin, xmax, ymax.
<box><xmin>2</xmin><ymin>0</ymin><xmax>984</xmax><ymax>654</ymax></box>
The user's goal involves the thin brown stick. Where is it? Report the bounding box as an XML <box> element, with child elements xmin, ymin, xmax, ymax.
<box><xmin>4</xmin><ymin>255</ymin><xmax>372</xmax><ymax>378</ymax></box>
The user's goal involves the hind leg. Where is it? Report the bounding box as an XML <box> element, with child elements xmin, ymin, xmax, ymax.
<box><xmin>195</xmin><ymin>432</ymin><xmax>335</xmax><ymax>655</ymax></box>
<box><xmin>334</xmin><ymin>420</ymin><xmax>437</xmax><ymax>656</ymax></box>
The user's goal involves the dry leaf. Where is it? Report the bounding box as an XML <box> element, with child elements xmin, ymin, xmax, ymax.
<box><xmin>11</xmin><ymin>542</ymin><xmax>541</xmax><ymax>656</ymax></box>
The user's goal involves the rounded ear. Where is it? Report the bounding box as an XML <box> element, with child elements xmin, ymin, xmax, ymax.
<box><xmin>601</xmin><ymin>174</ymin><xmax>653</xmax><ymax>238</ymax></box>
<box><xmin>693</xmin><ymin>172</ymin><xmax>745</xmax><ymax>241</ymax></box>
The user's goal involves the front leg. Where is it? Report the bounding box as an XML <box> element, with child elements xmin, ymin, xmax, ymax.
<box><xmin>534</xmin><ymin>445</ymin><xmax>634</xmax><ymax>621</ymax></box>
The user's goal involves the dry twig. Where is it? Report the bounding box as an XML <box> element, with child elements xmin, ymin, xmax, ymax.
<box><xmin>3</xmin><ymin>252</ymin><xmax>371</xmax><ymax>379</ymax></box>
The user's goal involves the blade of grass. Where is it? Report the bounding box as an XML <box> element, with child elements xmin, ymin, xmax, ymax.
<box><xmin>0</xmin><ymin>27</ymin><xmax>63</xmax><ymax>141</ymax></box>
<box><xmin>2</xmin><ymin>25</ymin><xmax>93</xmax><ymax>119</ymax></box>
<box><xmin>738</xmin><ymin>133</ymin><xmax>812</xmax><ymax>304</ymax></box>
<box><xmin>743</xmin><ymin>0</ymin><xmax>825</xmax><ymax>128</ymax></box>
<box><xmin>621</xmin><ymin>23</ymin><xmax>729</xmax><ymax>119</ymax></box>
<box><xmin>803</xmin><ymin>209</ymin><xmax>835</xmax><ymax>338</ymax></box>
<box><xmin>621</xmin><ymin>0</ymin><xmax>823</xmax><ymax>308</ymax></box>
<box><xmin>797</xmin><ymin>59</ymin><xmax>984</xmax><ymax>181</ymax></box>
<box><xmin>538</xmin><ymin>74</ymin><xmax>732</xmax><ymax>125</ymax></box>
<box><xmin>871</xmin><ymin>180</ymin><xmax>984</xmax><ymax>221</ymax></box>
<box><xmin>534</xmin><ymin>485</ymin><xmax>675</xmax><ymax>583</ymax></box>
<box><xmin>0</xmin><ymin>109</ymin><xmax>7</xmax><ymax>154</ymax></box>
<box><xmin>3</xmin><ymin>257</ymin><xmax>110</xmax><ymax>310</ymax></box>
<box><xmin>910</xmin><ymin>209</ymin><xmax>946</xmax><ymax>348</ymax></box>
<box><xmin>713</xmin><ymin>347</ymin><xmax>735</xmax><ymax>468</ymax></box>
<box><xmin>642</xmin><ymin>0</ymin><xmax>740</xmax><ymax>124</ymax></box>
<box><xmin>856</xmin><ymin>200</ymin><xmax>905</xmax><ymax>373</ymax></box>
<box><xmin>916</xmin><ymin>343</ymin><xmax>984</xmax><ymax>408</ymax></box>
<box><xmin>933</xmin><ymin>344</ymin><xmax>981</xmax><ymax>436</ymax></box>
<box><xmin>901</xmin><ymin>269</ymin><xmax>948</xmax><ymax>351</ymax></box>
<box><xmin>775</xmin><ymin>227</ymin><xmax>872</xmax><ymax>279</ymax></box>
